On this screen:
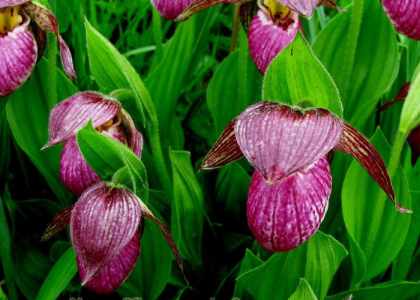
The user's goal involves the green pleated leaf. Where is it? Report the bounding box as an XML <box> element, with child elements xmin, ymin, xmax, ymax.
<box><xmin>263</xmin><ymin>31</ymin><xmax>343</xmax><ymax>119</ymax></box>
<box><xmin>313</xmin><ymin>0</ymin><xmax>399</xmax><ymax>129</ymax></box>
<box><xmin>326</xmin><ymin>281</ymin><xmax>420</xmax><ymax>300</ymax></box>
<box><xmin>35</xmin><ymin>247</ymin><xmax>77</xmax><ymax>300</ymax></box>
<box><xmin>169</xmin><ymin>150</ymin><xmax>204</xmax><ymax>265</ymax></box>
<box><xmin>236</xmin><ymin>232</ymin><xmax>346</xmax><ymax>300</ymax></box>
<box><xmin>399</xmin><ymin>63</ymin><xmax>420</xmax><ymax>134</ymax></box>
<box><xmin>233</xmin><ymin>249</ymin><xmax>264</xmax><ymax>300</ymax></box>
<box><xmin>6</xmin><ymin>59</ymin><xmax>75</xmax><ymax>203</ymax></box>
<box><xmin>76</xmin><ymin>121</ymin><xmax>148</xmax><ymax>201</ymax></box>
<box><xmin>342</xmin><ymin>128</ymin><xmax>411</xmax><ymax>284</ymax></box>
<box><xmin>288</xmin><ymin>279</ymin><xmax>318</xmax><ymax>300</ymax></box>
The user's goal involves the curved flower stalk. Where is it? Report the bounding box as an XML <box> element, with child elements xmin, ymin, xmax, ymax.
<box><xmin>151</xmin><ymin>0</ymin><xmax>195</xmax><ymax>20</ymax></box>
<box><xmin>42</xmin><ymin>182</ymin><xmax>186</xmax><ymax>294</ymax></box>
<box><xmin>201</xmin><ymin>101</ymin><xmax>410</xmax><ymax>252</ymax></box>
<box><xmin>44</xmin><ymin>92</ymin><xmax>143</xmax><ymax>195</ymax></box>
<box><xmin>0</xmin><ymin>0</ymin><xmax>75</xmax><ymax>97</ymax></box>
<box><xmin>382</xmin><ymin>0</ymin><xmax>420</xmax><ymax>40</ymax></box>
<box><xmin>173</xmin><ymin>0</ymin><xmax>338</xmax><ymax>74</ymax></box>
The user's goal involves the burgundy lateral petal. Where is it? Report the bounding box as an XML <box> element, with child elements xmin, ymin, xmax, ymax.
<box><xmin>248</xmin><ymin>9</ymin><xmax>302</xmax><ymax>74</ymax></box>
<box><xmin>175</xmin><ymin>0</ymin><xmax>252</xmax><ymax>21</ymax></box>
<box><xmin>78</xmin><ymin>231</ymin><xmax>141</xmax><ymax>294</ymax></box>
<box><xmin>200</xmin><ymin>118</ymin><xmax>244</xmax><ymax>170</ymax></box>
<box><xmin>378</xmin><ymin>82</ymin><xmax>410</xmax><ymax>112</ymax></box>
<box><xmin>408</xmin><ymin>125</ymin><xmax>420</xmax><ymax>167</ymax></box>
<box><xmin>235</xmin><ymin>102</ymin><xmax>343</xmax><ymax>182</ymax></box>
<box><xmin>334</xmin><ymin>122</ymin><xmax>410</xmax><ymax>213</ymax></box>
<box><xmin>239</xmin><ymin>1</ymin><xmax>257</xmax><ymax>34</ymax></box>
<box><xmin>32</xmin><ymin>23</ymin><xmax>47</xmax><ymax>60</ymax></box>
<box><xmin>382</xmin><ymin>0</ymin><xmax>420</xmax><ymax>40</ymax></box>
<box><xmin>277</xmin><ymin>0</ymin><xmax>318</xmax><ymax>17</ymax></box>
<box><xmin>0</xmin><ymin>0</ymin><xmax>29</xmax><ymax>8</ymax></box>
<box><xmin>248</xmin><ymin>157</ymin><xmax>331</xmax><ymax>252</ymax></box>
<box><xmin>141</xmin><ymin>205</ymin><xmax>188</xmax><ymax>284</ymax></box>
<box><xmin>119</xmin><ymin>109</ymin><xmax>143</xmax><ymax>158</ymax></box>
<box><xmin>60</xmin><ymin>137</ymin><xmax>101</xmax><ymax>196</ymax></box>
<box><xmin>22</xmin><ymin>2</ymin><xmax>76</xmax><ymax>78</ymax></box>
<box><xmin>317</xmin><ymin>0</ymin><xmax>341</xmax><ymax>11</ymax></box>
<box><xmin>42</xmin><ymin>205</ymin><xmax>74</xmax><ymax>241</ymax></box>
<box><xmin>0</xmin><ymin>25</ymin><xmax>37</xmax><ymax>97</ymax></box>
<box><xmin>70</xmin><ymin>183</ymin><xmax>142</xmax><ymax>284</ymax></box>
<box><xmin>151</xmin><ymin>0</ymin><xmax>195</xmax><ymax>20</ymax></box>
<box><xmin>45</xmin><ymin>92</ymin><xmax>121</xmax><ymax>147</ymax></box>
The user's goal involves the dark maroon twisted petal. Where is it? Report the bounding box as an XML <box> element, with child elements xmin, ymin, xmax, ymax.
<box><xmin>407</xmin><ymin>126</ymin><xmax>420</xmax><ymax>167</ymax></box>
<box><xmin>247</xmin><ymin>157</ymin><xmax>331</xmax><ymax>252</ymax></box>
<box><xmin>235</xmin><ymin>102</ymin><xmax>343</xmax><ymax>182</ymax></box>
<box><xmin>45</xmin><ymin>92</ymin><xmax>121</xmax><ymax>147</ymax></box>
<box><xmin>23</xmin><ymin>2</ymin><xmax>76</xmax><ymax>78</ymax></box>
<box><xmin>382</xmin><ymin>0</ymin><xmax>420</xmax><ymax>40</ymax></box>
<box><xmin>277</xmin><ymin>0</ymin><xmax>318</xmax><ymax>17</ymax></box>
<box><xmin>248</xmin><ymin>9</ymin><xmax>302</xmax><ymax>74</ymax></box>
<box><xmin>176</xmin><ymin>0</ymin><xmax>252</xmax><ymax>21</ymax></box>
<box><xmin>70</xmin><ymin>183</ymin><xmax>142</xmax><ymax>285</ymax></box>
<box><xmin>0</xmin><ymin>0</ymin><xmax>29</xmax><ymax>8</ymax></box>
<box><xmin>120</xmin><ymin>109</ymin><xmax>143</xmax><ymax>158</ymax></box>
<box><xmin>200</xmin><ymin>118</ymin><xmax>244</xmax><ymax>169</ymax></box>
<box><xmin>77</xmin><ymin>232</ymin><xmax>141</xmax><ymax>294</ymax></box>
<box><xmin>151</xmin><ymin>0</ymin><xmax>195</xmax><ymax>20</ymax></box>
<box><xmin>60</xmin><ymin>137</ymin><xmax>101</xmax><ymax>196</ymax></box>
<box><xmin>0</xmin><ymin>25</ymin><xmax>37</xmax><ymax>97</ymax></box>
<box><xmin>42</xmin><ymin>205</ymin><xmax>75</xmax><ymax>241</ymax></box>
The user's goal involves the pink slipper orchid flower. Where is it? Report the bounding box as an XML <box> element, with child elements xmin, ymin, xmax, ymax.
<box><xmin>44</xmin><ymin>92</ymin><xmax>143</xmax><ymax>196</ymax></box>
<box><xmin>201</xmin><ymin>101</ymin><xmax>410</xmax><ymax>252</ymax></box>
<box><xmin>0</xmin><ymin>0</ymin><xmax>75</xmax><ymax>97</ymax></box>
<box><xmin>382</xmin><ymin>0</ymin><xmax>420</xmax><ymax>40</ymax></box>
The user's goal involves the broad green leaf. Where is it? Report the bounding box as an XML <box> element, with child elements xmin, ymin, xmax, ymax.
<box><xmin>121</xmin><ymin>206</ymin><xmax>172</xmax><ymax>300</ymax></box>
<box><xmin>6</xmin><ymin>59</ymin><xmax>75</xmax><ymax>204</ymax></box>
<box><xmin>399</xmin><ymin>62</ymin><xmax>420</xmax><ymax>134</ymax></box>
<box><xmin>313</xmin><ymin>1</ymin><xmax>399</xmax><ymax>129</ymax></box>
<box><xmin>326</xmin><ymin>281</ymin><xmax>420</xmax><ymax>300</ymax></box>
<box><xmin>263</xmin><ymin>31</ymin><xmax>342</xmax><ymax>118</ymax></box>
<box><xmin>207</xmin><ymin>47</ymin><xmax>262</xmax><ymax>134</ymax></box>
<box><xmin>288</xmin><ymin>279</ymin><xmax>318</xmax><ymax>300</ymax></box>
<box><xmin>0</xmin><ymin>108</ymin><xmax>10</xmax><ymax>193</ymax></box>
<box><xmin>35</xmin><ymin>247</ymin><xmax>77</xmax><ymax>300</ymax></box>
<box><xmin>342</xmin><ymin>129</ymin><xmax>411</xmax><ymax>283</ymax></box>
<box><xmin>169</xmin><ymin>150</ymin><xmax>204</xmax><ymax>265</ymax></box>
<box><xmin>236</xmin><ymin>232</ymin><xmax>346</xmax><ymax>300</ymax></box>
<box><xmin>233</xmin><ymin>249</ymin><xmax>264</xmax><ymax>300</ymax></box>
<box><xmin>76</xmin><ymin>121</ymin><xmax>148</xmax><ymax>201</ymax></box>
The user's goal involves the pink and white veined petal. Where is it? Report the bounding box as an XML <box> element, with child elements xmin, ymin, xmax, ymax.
<box><xmin>60</xmin><ymin>137</ymin><xmax>101</xmax><ymax>196</ymax></box>
<box><xmin>0</xmin><ymin>25</ymin><xmax>37</xmax><ymax>97</ymax></box>
<box><xmin>277</xmin><ymin>0</ymin><xmax>318</xmax><ymax>17</ymax></box>
<box><xmin>151</xmin><ymin>0</ymin><xmax>195</xmax><ymax>21</ymax></box>
<box><xmin>70</xmin><ymin>183</ymin><xmax>142</xmax><ymax>284</ymax></box>
<box><xmin>382</xmin><ymin>0</ymin><xmax>420</xmax><ymax>40</ymax></box>
<box><xmin>248</xmin><ymin>9</ymin><xmax>302</xmax><ymax>74</ymax></box>
<box><xmin>235</xmin><ymin>102</ymin><xmax>342</xmax><ymax>182</ymax></box>
<box><xmin>22</xmin><ymin>2</ymin><xmax>76</xmax><ymax>77</ymax></box>
<box><xmin>77</xmin><ymin>231</ymin><xmax>141</xmax><ymax>294</ymax></box>
<box><xmin>0</xmin><ymin>0</ymin><xmax>29</xmax><ymax>8</ymax></box>
<box><xmin>45</xmin><ymin>92</ymin><xmax>121</xmax><ymax>147</ymax></box>
<box><xmin>247</xmin><ymin>157</ymin><xmax>331</xmax><ymax>252</ymax></box>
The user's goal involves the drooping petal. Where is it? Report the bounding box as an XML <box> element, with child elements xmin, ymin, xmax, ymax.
<box><xmin>0</xmin><ymin>25</ymin><xmax>37</xmax><ymax>97</ymax></box>
<box><xmin>277</xmin><ymin>0</ymin><xmax>318</xmax><ymax>18</ymax></box>
<box><xmin>22</xmin><ymin>2</ymin><xmax>76</xmax><ymax>78</ymax></box>
<box><xmin>151</xmin><ymin>0</ymin><xmax>195</xmax><ymax>21</ymax></box>
<box><xmin>45</xmin><ymin>92</ymin><xmax>121</xmax><ymax>147</ymax></box>
<box><xmin>248</xmin><ymin>9</ymin><xmax>302</xmax><ymax>74</ymax></box>
<box><xmin>334</xmin><ymin>122</ymin><xmax>410</xmax><ymax>213</ymax></box>
<box><xmin>176</xmin><ymin>0</ymin><xmax>252</xmax><ymax>21</ymax></box>
<box><xmin>70</xmin><ymin>183</ymin><xmax>142</xmax><ymax>284</ymax></box>
<box><xmin>140</xmin><ymin>204</ymin><xmax>188</xmax><ymax>284</ymax></box>
<box><xmin>408</xmin><ymin>125</ymin><xmax>420</xmax><ymax>167</ymax></box>
<box><xmin>318</xmin><ymin>0</ymin><xmax>341</xmax><ymax>11</ymax></box>
<box><xmin>0</xmin><ymin>0</ymin><xmax>29</xmax><ymax>8</ymax></box>
<box><xmin>32</xmin><ymin>23</ymin><xmax>47</xmax><ymax>60</ymax></box>
<box><xmin>60</xmin><ymin>137</ymin><xmax>101</xmax><ymax>196</ymax></box>
<box><xmin>235</xmin><ymin>102</ymin><xmax>343</xmax><ymax>182</ymax></box>
<box><xmin>78</xmin><ymin>231</ymin><xmax>141</xmax><ymax>294</ymax></box>
<box><xmin>41</xmin><ymin>205</ymin><xmax>74</xmax><ymax>241</ymax></box>
<box><xmin>247</xmin><ymin>157</ymin><xmax>331</xmax><ymax>252</ymax></box>
<box><xmin>239</xmin><ymin>1</ymin><xmax>257</xmax><ymax>34</ymax></box>
<box><xmin>378</xmin><ymin>82</ymin><xmax>410</xmax><ymax>112</ymax></box>
<box><xmin>200</xmin><ymin>118</ymin><xmax>244</xmax><ymax>170</ymax></box>
<box><xmin>382</xmin><ymin>0</ymin><xmax>420</xmax><ymax>40</ymax></box>
<box><xmin>119</xmin><ymin>109</ymin><xmax>143</xmax><ymax>158</ymax></box>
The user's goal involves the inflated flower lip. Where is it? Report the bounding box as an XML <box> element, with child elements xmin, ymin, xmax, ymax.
<box><xmin>382</xmin><ymin>0</ymin><xmax>420</xmax><ymax>40</ymax></box>
<box><xmin>201</xmin><ymin>101</ymin><xmax>410</xmax><ymax>213</ymax></box>
<box><xmin>248</xmin><ymin>157</ymin><xmax>331</xmax><ymax>252</ymax></box>
<box><xmin>42</xmin><ymin>183</ymin><xmax>187</xmax><ymax>294</ymax></box>
<box><xmin>0</xmin><ymin>0</ymin><xmax>75</xmax><ymax>97</ymax></box>
<box><xmin>151</xmin><ymin>0</ymin><xmax>195</xmax><ymax>20</ymax></box>
<box><xmin>44</xmin><ymin>92</ymin><xmax>143</xmax><ymax>195</ymax></box>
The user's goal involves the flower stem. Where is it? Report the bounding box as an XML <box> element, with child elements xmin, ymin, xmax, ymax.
<box><xmin>388</xmin><ymin>130</ymin><xmax>406</xmax><ymax>180</ymax></box>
